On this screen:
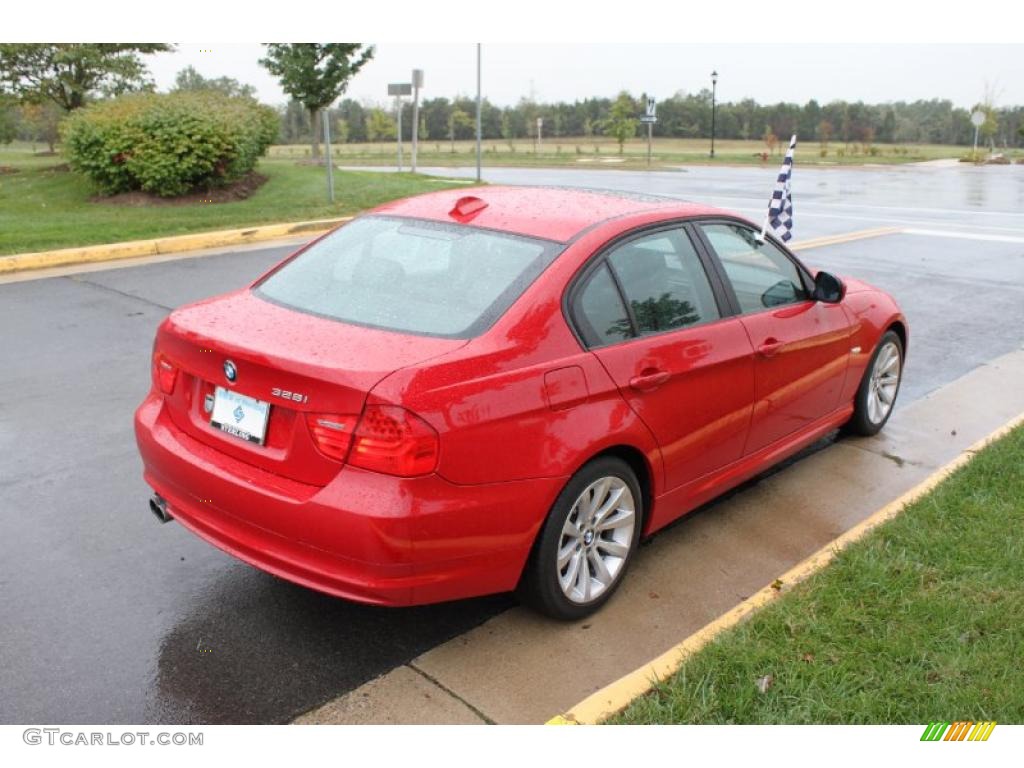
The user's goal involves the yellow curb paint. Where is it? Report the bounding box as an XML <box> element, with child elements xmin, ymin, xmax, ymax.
<box><xmin>790</xmin><ymin>226</ymin><xmax>902</xmax><ymax>252</ymax></box>
<box><xmin>547</xmin><ymin>410</ymin><xmax>1024</xmax><ymax>725</ymax></box>
<box><xmin>0</xmin><ymin>217</ymin><xmax>352</xmax><ymax>275</ymax></box>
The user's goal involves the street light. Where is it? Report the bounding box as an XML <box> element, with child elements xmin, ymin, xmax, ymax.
<box><xmin>710</xmin><ymin>70</ymin><xmax>718</xmax><ymax>159</ymax></box>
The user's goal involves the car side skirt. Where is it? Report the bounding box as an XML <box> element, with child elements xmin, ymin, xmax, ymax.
<box><xmin>645</xmin><ymin>403</ymin><xmax>856</xmax><ymax>533</ymax></box>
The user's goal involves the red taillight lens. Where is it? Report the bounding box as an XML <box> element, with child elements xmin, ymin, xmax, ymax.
<box><xmin>349</xmin><ymin>405</ymin><xmax>439</xmax><ymax>477</ymax></box>
<box><xmin>306</xmin><ymin>413</ymin><xmax>358</xmax><ymax>462</ymax></box>
<box><xmin>154</xmin><ymin>353</ymin><xmax>178</xmax><ymax>395</ymax></box>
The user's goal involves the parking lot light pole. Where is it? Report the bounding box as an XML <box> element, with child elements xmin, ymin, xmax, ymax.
<box><xmin>475</xmin><ymin>44</ymin><xmax>482</xmax><ymax>183</ymax></box>
<box><xmin>710</xmin><ymin>70</ymin><xmax>718</xmax><ymax>159</ymax></box>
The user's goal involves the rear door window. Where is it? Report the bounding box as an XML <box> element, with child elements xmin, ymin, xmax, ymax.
<box><xmin>606</xmin><ymin>229</ymin><xmax>722</xmax><ymax>334</ymax></box>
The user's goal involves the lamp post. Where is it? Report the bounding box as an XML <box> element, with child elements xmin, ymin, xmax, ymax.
<box><xmin>475</xmin><ymin>44</ymin><xmax>482</xmax><ymax>182</ymax></box>
<box><xmin>710</xmin><ymin>70</ymin><xmax>718</xmax><ymax>159</ymax></box>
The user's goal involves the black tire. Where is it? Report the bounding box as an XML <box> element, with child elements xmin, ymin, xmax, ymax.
<box><xmin>517</xmin><ymin>456</ymin><xmax>643</xmax><ymax>621</ymax></box>
<box><xmin>844</xmin><ymin>330</ymin><xmax>904</xmax><ymax>436</ymax></box>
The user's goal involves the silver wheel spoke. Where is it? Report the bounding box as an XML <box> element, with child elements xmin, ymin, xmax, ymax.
<box><xmin>597</xmin><ymin>508</ymin><xmax>635</xmax><ymax>532</ymax></box>
<box><xmin>588</xmin><ymin>550</ymin><xmax>612</xmax><ymax>585</ymax></box>
<box><xmin>592</xmin><ymin>486</ymin><xmax>626</xmax><ymax>527</ymax></box>
<box><xmin>586</xmin><ymin>477</ymin><xmax>611</xmax><ymax>521</ymax></box>
<box><xmin>560</xmin><ymin>550</ymin><xmax>582</xmax><ymax>592</ymax></box>
<box><xmin>557</xmin><ymin>541</ymin><xmax>576</xmax><ymax>569</ymax></box>
<box><xmin>578</xmin><ymin>554</ymin><xmax>591</xmax><ymax>601</ymax></box>
<box><xmin>596</xmin><ymin>538</ymin><xmax>629</xmax><ymax>558</ymax></box>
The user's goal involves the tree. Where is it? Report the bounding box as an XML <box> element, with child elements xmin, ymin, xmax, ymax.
<box><xmin>259</xmin><ymin>43</ymin><xmax>373</xmax><ymax>159</ymax></box>
<box><xmin>18</xmin><ymin>102</ymin><xmax>61</xmax><ymax>152</ymax></box>
<box><xmin>447</xmin><ymin>107</ymin><xmax>472</xmax><ymax>152</ymax></box>
<box><xmin>365</xmin><ymin>108</ymin><xmax>396</xmax><ymax>143</ymax></box>
<box><xmin>0</xmin><ymin>43</ymin><xmax>171</xmax><ymax>111</ymax></box>
<box><xmin>0</xmin><ymin>97</ymin><xmax>16</xmax><ymax>145</ymax></box>
<box><xmin>603</xmin><ymin>91</ymin><xmax>638</xmax><ymax>154</ymax></box>
<box><xmin>172</xmin><ymin>66</ymin><xmax>256</xmax><ymax>99</ymax></box>
<box><xmin>817</xmin><ymin>119</ymin><xmax>833</xmax><ymax>150</ymax></box>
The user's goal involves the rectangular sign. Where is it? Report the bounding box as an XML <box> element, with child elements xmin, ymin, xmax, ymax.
<box><xmin>388</xmin><ymin>83</ymin><xmax>412</xmax><ymax>96</ymax></box>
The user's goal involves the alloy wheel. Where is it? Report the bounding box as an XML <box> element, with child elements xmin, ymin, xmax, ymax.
<box><xmin>557</xmin><ymin>476</ymin><xmax>636</xmax><ymax>604</ymax></box>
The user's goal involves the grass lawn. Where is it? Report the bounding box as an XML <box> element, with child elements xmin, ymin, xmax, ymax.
<box><xmin>272</xmin><ymin>136</ymin><xmax>1023</xmax><ymax>170</ymax></box>
<box><xmin>0</xmin><ymin>142</ymin><xmax>469</xmax><ymax>256</ymax></box>
<box><xmin>610</xmin><ymin>423</ymin><xmax>1024</xmax><ymax>724</ymax></box>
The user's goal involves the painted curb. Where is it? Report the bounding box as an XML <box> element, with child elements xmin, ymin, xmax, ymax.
<box><xmin>547</xmin><ymin>410</ymin><xmax>1024</xmax><ymax>725</ymax></box>
<box><xmin>0</xmin><ymin>217</ymin><xmax>352</xmax><ymax>275</ymax></box>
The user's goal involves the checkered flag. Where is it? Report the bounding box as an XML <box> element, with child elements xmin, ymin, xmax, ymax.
<box><xmin>760</xmin><ymin>134</ymin><xmax>797</xmax><ymax>243</ymax></box>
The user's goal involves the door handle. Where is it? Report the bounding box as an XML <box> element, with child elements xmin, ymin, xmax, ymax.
<box><xmin>757</xmin><ymin>338</ymin><xmax>784</xmax><ymax>358</ymax></box>
<box><xmin>629</xmin><ymin>369</ymin><xmax>670</xmax><ymax>392</ymax></box>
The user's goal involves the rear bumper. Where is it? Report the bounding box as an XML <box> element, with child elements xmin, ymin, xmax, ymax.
<box><xmin>135</xmin><ymin>392</ymin><xmax>565</xmax><ymax>606</ymax></box>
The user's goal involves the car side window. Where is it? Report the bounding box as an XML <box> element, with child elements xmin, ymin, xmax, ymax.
<box><xmin>606</xmin><ymin>229</ymin><xmax>721</xmax><ymax>335</ymax></box>
<box><xmin>573</xmin><ymin>263</ymin><xmax>634</xmax><ymax>348</ymax></box>
<box><xmin>700</xmin><ymin>223</ymin><xmax>809</xmax><ymax>314</ymax></box>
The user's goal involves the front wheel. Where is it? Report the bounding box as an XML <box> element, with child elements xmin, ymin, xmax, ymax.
<box><xmin>517</xmin><ymin>457</ymin><xmax>643</xmax><ymax>621</ymax></box>
<box><xmin>845</xmin><ymin>330</ymin><xmax>904</xmax><ymax>436</ymax></box>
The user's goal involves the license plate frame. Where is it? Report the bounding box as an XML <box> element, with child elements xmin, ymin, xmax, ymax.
<box><xmin>210</xmin><ymin>386</ymin><xmax>271</xmax><ymax>446</ymax></box>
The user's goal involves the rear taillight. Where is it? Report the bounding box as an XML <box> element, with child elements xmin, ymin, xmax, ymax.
<box><xmin>349</xmin><ymin>405</ymin><xmax>439</xmax><ymax>477</ymax></box>
<box><xmin>305</xmin><ymin>413</ymin><xmax>358</xmax><ymax>462</ymax></box>
<box><xmin>154</xmin><ymin>353</ymin><xmax>178</xmax><ymax>395</ymax></box>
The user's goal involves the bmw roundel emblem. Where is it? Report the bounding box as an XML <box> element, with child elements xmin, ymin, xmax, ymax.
<box><xmin>223</xmin><ymin>360</ymin><xmax>237</xmax><ymax>383</ymax></box>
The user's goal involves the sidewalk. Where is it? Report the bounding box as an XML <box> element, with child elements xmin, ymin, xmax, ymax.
<box><xmin>295</xmin><ymin>346</ymin><xmax>1024</xmax><ymax>725</ymax></box>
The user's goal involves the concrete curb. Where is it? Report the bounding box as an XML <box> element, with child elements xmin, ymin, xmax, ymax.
<box><xmin>547</xmin><ymin>409</ymin><xmax>1024</xmax><ymax>725</ymax></box>
<box><xmin>0</xmin><ymin>217</ymin><xmax>352</xmax><ymax>276</ymax></box>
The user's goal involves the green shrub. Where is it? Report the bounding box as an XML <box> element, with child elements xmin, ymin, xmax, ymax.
<box><xmin>61</xmin><ymin>92</ymin><xmax>278</xmax><ymax>197</ymax></box>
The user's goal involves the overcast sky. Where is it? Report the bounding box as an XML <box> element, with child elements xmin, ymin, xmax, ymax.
<box><xmin>145</xmin><ymin>44</ymin><xmax>1024</xmax><ymax>109</ymax></box>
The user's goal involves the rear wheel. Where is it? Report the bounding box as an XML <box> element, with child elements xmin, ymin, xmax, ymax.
<box><xmin>845</xmin><ymin>330</ymin><xmax>903</xmax><ymax>436</ymax></box>
<box><xmin>517</xmin><ymin>457</ymin><xmax>642</xmax><ymax>620</ymax></box>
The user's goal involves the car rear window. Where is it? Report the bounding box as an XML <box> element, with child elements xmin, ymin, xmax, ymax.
<box><xmin>255</xmin><ymin>216</ymin><xmax>561</xmax><ymax>338</ymax></box>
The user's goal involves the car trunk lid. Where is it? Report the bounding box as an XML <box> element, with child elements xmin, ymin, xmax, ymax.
<box><xmin>155</xmin><ymin>290</ymin><xmax>465</xmax><ymax>486</ymax></box>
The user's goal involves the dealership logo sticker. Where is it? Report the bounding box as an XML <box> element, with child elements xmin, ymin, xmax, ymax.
<box><xmin>920</xmin><ymin>721</ymin><xmax>997</xmax><ymax>741</ymax></box>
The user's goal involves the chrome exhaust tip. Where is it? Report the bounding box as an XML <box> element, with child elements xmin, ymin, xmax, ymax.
<box><xmin>149</xmin><ymin>494</ymin><xmax>173</xmax><ymax>524</ymax></box>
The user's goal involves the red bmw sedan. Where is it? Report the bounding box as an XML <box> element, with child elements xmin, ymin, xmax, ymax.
<box><xmin>135</xmin><ymin>186</ymin><xmax>907</xmax><ymax>619</ymax></box>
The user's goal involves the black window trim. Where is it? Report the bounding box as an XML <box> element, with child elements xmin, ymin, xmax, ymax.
<box><xmin>564</xmin><ymin>219</ymin><xmax>737</xmax><ymax>351</ymax></box>
<box><xmin>687</xmin><ymin>216</ymin><xmax>817</xmax><ymax>317</ymax></box>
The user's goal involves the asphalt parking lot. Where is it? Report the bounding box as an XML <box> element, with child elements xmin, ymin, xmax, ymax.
<box><xmin>1</xmin><ymin>163</ymin><xmax>1022</xmax><ymax>723</ymax></box>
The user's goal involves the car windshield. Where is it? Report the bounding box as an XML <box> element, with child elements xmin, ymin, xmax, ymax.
<box><xmin>255</xmin><ymin>216</ymin><xmax>560</xmax><ymax>338</ymax></box>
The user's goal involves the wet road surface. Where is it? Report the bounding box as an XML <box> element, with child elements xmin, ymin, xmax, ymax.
<box><xmin>1</xmin><ymin>164</ymin><xmax>1022</xmax><ymax>723</ymax></box>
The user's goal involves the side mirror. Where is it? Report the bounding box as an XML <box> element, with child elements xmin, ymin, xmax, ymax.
<box><xmin>812</xmin><ymin>271</ymin><xmax>845</xmax><ymax>303</ymax></box>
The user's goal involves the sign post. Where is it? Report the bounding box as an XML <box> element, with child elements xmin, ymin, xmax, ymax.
<box><xmin>641</xmin><ymin>97</ymin><xmax>657</xmax><ymax>168</ymax></box>
<box><xmin>411</xmin><ymin>69</ymin><xmax>424</xmax><ymax>173</ymax></box>
<box><xmin>322</xmin><ymin>110</ymin><xmax>335</xmax><ymax>203</ymax></box>
<box><xmin>970</xmin><ymin>109</ymin><xmax>985</xmax><ymax>161</ymax></box>
<box><xmin>536</xmin><ymin>117</ymin><xmax>543</xmax><ymax>153</ymax></box>
<box><xmin>388</xmin><ymin>83</ymin><xmax>412</xmax><ymax>172</ymax></box>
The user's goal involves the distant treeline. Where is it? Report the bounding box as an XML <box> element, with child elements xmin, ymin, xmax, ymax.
<box><xmin>277</xmin><ymin>92</ymin><xmax>1024</xmax><ymax>148</ymax></box>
